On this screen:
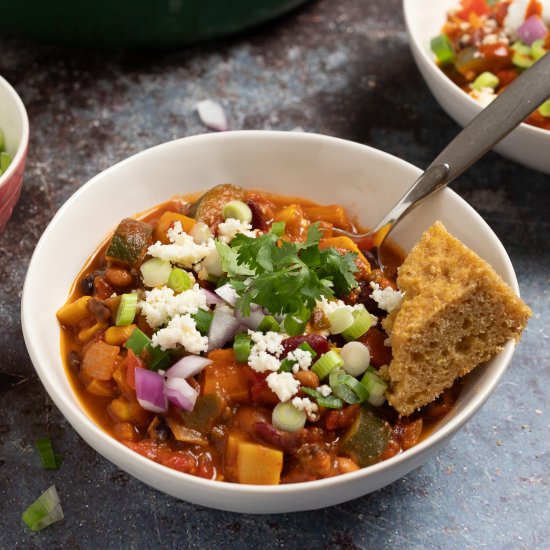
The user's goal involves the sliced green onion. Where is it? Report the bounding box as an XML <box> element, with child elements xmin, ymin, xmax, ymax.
<box><xmin>35</xmin><ymin>437</ymin><xmax>62</xmax><ymax>470</ymax></box>
<box><xmin>278</xmin><ymin>358</ymin><xmax>295</xmax><ymax>373</ymax></box>
<box><xmin>115</xmin><ymin>293</ymin><xmax>138</xmax><ymax>326</ymax></box>
<box><xmin>328</xmin><ymin>307</ymin><xmax>354</xmax><ymax>335</ymax></box>
<box><xmin>340</xmin><ymin>341</ymin><xmax>370</xmax><ymax>377</ymax></box>
<box><xmin>192</xmin><ymin>308</ymin><xmax>214</xmax><ymax>334</ymax></box>
<box><xmin>531</xmin><ymin>39</ymin><xmax>547</xmax><ymax>61</ymax></box>
<box><xmin>471</xmin><ymin>71</ymin><xmax>499</xmax><ymax>91</ymax></box>
<box><xmin>283</xmin><ymin>313</ymin><xmax>307</xmax><ymax>336</ymax></box>
<box><xmin>301</xmin><ymin>387</ymin><xmax>344</xmax><ymax>409</ymax></box>
<box><xmin>512</xmin><ymin>51</ymin><xmax>534</xmax><ymax>69</ymax></box>
<box><xmin>125</xmin><ymin>327</ymin><xmax>150</xmax><ymax>355</ymax></box>
<box><xmin>329</xmin><ymin>368</ymin><xmax>369</xmax><ymax>404</ymax></box>
<box><xmin>430</xmin><ymin>33</ymin><xmax>455</xmax><ymax>64</ymax></box>
<box><xmin>361</xmin><ymin>366</ymin><xmax>388</xmax><ymax>406</ymax></box>
<box><xmin>511</xmin><ymin>40</ymin><xmax>531</xmax><ymax>55</ymax></box>
<box><xmin>341</xmin><ymin>307</ymin><xmax>372</xmax><ymax>341</ymax></box>
<box><xmin>140</xmin><ymin>257</ymin><xmax>172</xmax><ymax>287</ymax></box>
<box><xmin>22</xmin><ymin>486</ymin><xmax>64</xmax><ymax>531</ymax></box>
<box><xmin>233</xmin><ymin>333</ymin><xmax>251</xmax><ymax>363</ymax></box>
<box><xmin>0</xmin><ymin>151</ymin><xmax>12</xmax><ymax>172</ymax></box>
<box><xmin>272</xmin><ymin>401</ymin><xmax>307</xmax><ymax>432</ymax></box>
<box><xmin>258</xmin><ymin>315</ymin><xmax>280</xmax><ymax>333</ymax></box>
<box><xmin>538</xmin><ymin>100</ymin><xmax>550</xmax><ymax>117</ymax></box>
<box><xmin>298</xmin><ymin>341</ymin><xmax>317</xmax><ymax>359</ymax></box>
<box><xmin>125</xmin><ymin>328</ymin><xmax>171</xmax><ymax>371</ymax></box>
<box><xmin>312</xmin><ymin>350</ymin><xmax>344</xmax><ymax>380</ymax></box>
<box><xmin>270</xmin><ymin>221</ymin><xmax>285</xmax><ymax>236</ymax></box>
<box><xmin>168</xmin><ymin>267</ymin><xmax>193</xmax><ymax>293</ymax></box>
<box><xmin>222</xmin><ymin>200</ymin><xmax>253</xmax><ymax>223</ymax></box>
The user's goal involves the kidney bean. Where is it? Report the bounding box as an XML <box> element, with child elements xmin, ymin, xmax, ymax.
<box><xmin>246</xmin><ymin>199</ymin><xmax>268</xmax><ymax>231</ymax></box>
<box><xmin>281</xmin><ymin>334</ymin><xmax>330</xmax><ymax>358</ymax></box>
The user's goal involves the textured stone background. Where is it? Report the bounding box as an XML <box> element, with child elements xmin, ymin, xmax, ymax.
<box><xmin>1</xmin><ymin>0</ymin><xmax>549</xmax><ymax>548</ymax></box>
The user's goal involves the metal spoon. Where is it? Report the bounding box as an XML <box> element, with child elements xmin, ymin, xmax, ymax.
<box><xmin>338</xmin><ymin>52</ymin><xmax>550</xmax><ymax>270</ymax></box>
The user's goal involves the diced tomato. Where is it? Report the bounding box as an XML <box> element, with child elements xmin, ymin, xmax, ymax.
<box><xmin>157</xmin><ymin>449</ymin><xmax>197</xmax><ymax>473</ymax></box>
<box><xmin>457</xmin><ymin>0</ymin><xmax>489</xmax><ymax>19</ymax></box>
<box><xmin>127</xmin><ymin>348</ymin><xmax>146</xmax><ymax>390</ymax></box>
<box><xmin>122</xmin><ymin>439</ymin><xmax>160</xmax><ymax>460</ymax></box>
<box><xmin>358</xmin><ymin>327</ymin><xmax>393</xmax><ymax>368</ymax></box>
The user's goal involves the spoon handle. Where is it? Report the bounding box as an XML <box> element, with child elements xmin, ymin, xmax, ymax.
<box><xmin>372</xmin><ymin>52</ymin><xmax>550</xmax><ymax>236</ymax></box>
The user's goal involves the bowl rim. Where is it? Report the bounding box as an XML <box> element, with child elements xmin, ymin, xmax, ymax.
<box><xmin>21</xmin><ymin>130</ymin><xmax>518</xmax><ymax>501</ymax></box>
<box><xmin>402</xmin><ymin>0</ymin><xmax>550</xmax><ymax>139</ymax></box>
<box><xmin>0</xmin><ymin>74</ymin><xmax>30</xmax><ymax>191</ymax></box>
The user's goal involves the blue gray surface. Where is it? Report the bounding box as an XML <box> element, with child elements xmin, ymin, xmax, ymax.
<box><xmin>0</xmin><ymin>0</ymin><xmax>548</xmax><ymax>547</ymax></box>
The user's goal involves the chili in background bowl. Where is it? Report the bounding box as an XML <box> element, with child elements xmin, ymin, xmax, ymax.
<box><xmin>21</xmin><ymin>131</ymin><xmax>521</xmax><ymax>513</ymax></box>
<box><xmin>403</xmin><ymin>0</ymin><xmax>550</xmax><ymax>175</ymax></box>
<box><xmin>0</xmin><ymin>75</ymin><xmax>29</xmax><ymax>233</ymax></box>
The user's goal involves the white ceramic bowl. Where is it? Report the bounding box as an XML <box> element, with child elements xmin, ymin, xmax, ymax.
<box><xmin>404</xmin><ymin>0</ymin><xmax>550</xmax><ymax>174</ymax></box>
<box><xmin>22</xmin><ymin>131</ymin><xmax>519</xmax><ymax>513</ymax></box>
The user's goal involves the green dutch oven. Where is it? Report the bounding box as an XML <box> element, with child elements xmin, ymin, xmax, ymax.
<box><xmin>0</xmin><ymin>0</ymin><xmax>310</xmax><ymax>48</ymax></box>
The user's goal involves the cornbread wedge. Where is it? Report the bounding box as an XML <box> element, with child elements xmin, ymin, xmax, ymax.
<box><xmin>382</xmin><ymin>221</ymin><xmax>531</xmax><ymax>416</ymax></box>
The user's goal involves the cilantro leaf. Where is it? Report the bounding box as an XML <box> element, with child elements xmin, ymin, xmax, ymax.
<box><xmin>215</xmin><ymin>222</ymin><xmax>359</xmax><ymax>324</ymax></box>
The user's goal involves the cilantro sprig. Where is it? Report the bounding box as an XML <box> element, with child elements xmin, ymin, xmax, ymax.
<box><xmin>215</xmin><ymin>223</ymin><xmax>359</xmax><ymax>327</ymax></box>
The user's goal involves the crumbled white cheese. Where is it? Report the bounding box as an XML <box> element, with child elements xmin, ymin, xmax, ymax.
<box><xmin>217</xmin><ymin>218</ymin><xmax>257</xmax><ymax>244</ymax></box>
<box><xmin>286</xmin><ymin>348</ymin><xmax>313</xmax><ymax>371</ymax></box>
<box><xmin>248</xmin><ymin>350</ymin><xmax>281</xmax><ymax>373</ymax></box>
<box><xmin>317</xmin><ymin>385</ymin><xmax>332</xmax><ymax>397</ymax></box>
<box><xmin>151</xmin><ymin>314</ymin><xmax>208</xmax><ymax>354</ymax></box>
<box><xmin>481</xmin><ymin>33</ymin><xmax>498</xmax><ymax>45</ymax></box>
<box><xmin>369</xmin><ymin>282</ymin><xmax>404</xmax><ymax>313</ymax></box>
<box><xmin>147</xmin><ymin>221</ymin><xmax>215</xmax><ymax>268</ymax></box>
<box><xmin>469</xmin><ymin>88</ymin><xmax>498</xmax><ymax>108</ymax></box>
<box><xmin>266</xmin><ymin>372</ymin><xmax>300</xmax><ymax>402</ymax></box>
<box><xmin>138</xmin><ymin>284</ymin><xmax>207</xmax><ymax>328</ymax></box>
<box><xmin>249</xmin><ymin>330</ymin><xmax>285</xmax><ymax>357</ymax></box>
<box><xmin>291</xmin><ymin>396</ymin><xmax>319</xmax><ymax>418</ymax></box>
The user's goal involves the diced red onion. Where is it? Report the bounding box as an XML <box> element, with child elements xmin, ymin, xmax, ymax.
<box><xmin>196</xmin><ymin>99</ymin><xmax>228</xmax><ymax>132</ymax></box>
<box><xmin>201</xmin><ymin>288</ymin><xmax>223</xmax><ymax>305</ymax></box>
<box><xmin>166</xmin><ymin>355</ymin><xmax>212</xmax><ymax>379</ymax></box>
<box><xmin>135</xmin><ymin>368</ymin><xmax>168</xmax><ymax>413</ymax></box>
<box><xmin>215</xmin><ymin>283</ymin><xmax>239</xmax><ymax>306</ymax></box>
<box><xmin>235</xmin><ymin>304</ymin><xmax>265</xmax><ymax>330</ymax></box>
<box><xmin>517</xmin><ymin>15</ymin><xmax>548</xmax><ymax>45</ymax></box>
<box><xmin>164</xmin><ymin>376</ymin><xmax>198</xmax><ymax>412</ymax></box>
<box><xmin>207</xmin><ymin>304</ymin><xmax>242</xmax><ymax>350</ymax></box>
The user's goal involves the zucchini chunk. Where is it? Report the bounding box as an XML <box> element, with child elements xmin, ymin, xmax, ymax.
<box><xmin>105</xmin><ymin>218</ymin><xmax>153</xmax><ymax>266</ymax></box>
<box><xmin>338</xmin><ymin>404</ymin><xmax>391</xmax><ymax>467</ymax></box>
<box><xmin>188</xmin><ymin>184</ymin><xmax>247</xmax><ymax>230</ymax></box>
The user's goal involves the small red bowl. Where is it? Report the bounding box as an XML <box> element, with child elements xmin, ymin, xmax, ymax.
<box><xmin>0</xmin><ymin>75</ymin><xmax>29</xmax><ymax>232</ymax></box>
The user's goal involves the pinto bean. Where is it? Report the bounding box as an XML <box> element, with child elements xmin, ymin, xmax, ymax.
<box><xmin>295</xmin><ymin>370</ymin><xmax>319</xmax><ymax>389</ymax></box>
<box><xmin>106</xmin><ymin>266</ymin><xmax>133</xmax><ymax>287</ymax></box>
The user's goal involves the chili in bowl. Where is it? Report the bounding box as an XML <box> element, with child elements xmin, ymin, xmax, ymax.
<box><xmin>22</xmin><ymin>131</ymin><xmax>527</xmax><ymax>513</ymax></box>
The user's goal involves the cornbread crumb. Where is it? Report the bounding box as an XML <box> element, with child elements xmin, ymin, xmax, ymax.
<box><xmin>383</xmin><ymin>221</ymin><xmax>531</xmax><ymax>416</ymax></box>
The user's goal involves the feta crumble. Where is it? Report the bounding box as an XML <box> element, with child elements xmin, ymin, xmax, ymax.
<box><xmin>147</xmin><ymin>221</ymin><xmax>215</xmax><ymax>268</ymax></box>
<box><xmin>369</xmin><ymin>282</ymin><xmax>404</xmax><ymax>313</ymax></box>
<box><xmin>138</xmin><ymin>284</ymin><xmax>207</xmax><ymax>328</ymax></box>
<box><xmin>248</xmin><ymin>350</ymin><xmax>281</xmax><ymax>373</ymax></box>
<box><xmin>291</xmin><ymin>397</ymin><xmax>319</xmax><ymax>419</ymax></box>
<box><xmin>249</xmin><ymin>330</ymin><xmax>285</xmax><ymax>356</ymax></box>
<box><xmin>469</xmin><ymin>88</ymin><xmax>497</xmax><ymax>108</ymax></box>
<box><xmin>217</xmin><ymin>218</ymin><xmax>257</xmax><ymax>244</ymax></box>
<box><xmin>151</xmin><ymin>314</ymin><xmax>208</xmax><ymax>354</ymax></box>
<box><xmin>286</xmin><ymin>348</ymin><xmax>313</xmax><ymax>372</ymax></box>
<box><xmin>266</xmin><ymin>372</ymin><xmax>300</xmax><ymax>402</ymax></box>
<box><xmin>317</xmin><ymin>385</ymin><xmax>332</xmax><ymax>397</ymax></box>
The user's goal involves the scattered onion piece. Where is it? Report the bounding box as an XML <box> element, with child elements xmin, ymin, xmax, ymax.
<box><xmin>196</xmin><ymin>99</ymin><xmax>228</xmax><ymax>131</ymax></box>
<box><xmin>207</xmin><ymin>304</ymin><xmax>242</xmax><ymax>350</ymax></box>
<box><xmin>166</xmin><ymin>355</ymin><xmax>212</xmax><ymax>379</ymax></box>
<box><xmin>201</xmin><ymin>288</ymin><xmax>223</xmax><ymax>305</ymax></box>
<box><xmin>215</xmin><ymin>283</ymin><xmax>239</xmax><ymax>306</ymax></box>
<box><xmin>517</xmin><ymin>15</ymin><xmax>548</xmax><ymax>46</ymax></box>
<box><xmin>235</xmin><ymin>304</ymin><xmax>265</xmax><ymax>330</ymax></box>
<box><xmin>164</xmin><ymin>376</ymin><xmax>198</xmax><ymax>411</ymax></box>
<box><xmin>135</xmin><ymin>368</ymin><xmax>168</xmax><ymax>413</ymax></box>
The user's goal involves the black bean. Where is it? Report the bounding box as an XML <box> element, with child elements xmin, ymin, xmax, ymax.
<box><xmin>68</xmin><ymin>351</ymin><xmax>81</xmax><ymax>372</ymax></box>
<box><xmin>363</xmin><ymin>248</ymin><xmax>380</xmax><ymax>270</ymax></box>
<box><xmin>81</xmin><ymin>273</ymin><xmax>95</xmax><ymax>295</ymax></box>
